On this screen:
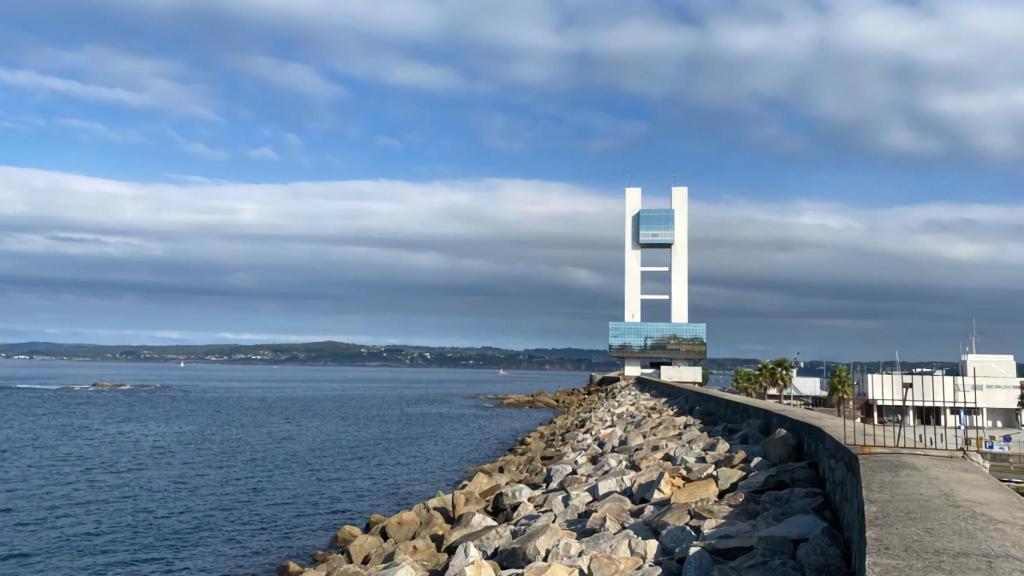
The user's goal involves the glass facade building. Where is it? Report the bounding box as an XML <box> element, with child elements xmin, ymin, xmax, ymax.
<box><xmin>637</xmin><ymin>209</ymin><xmax>674</xmax><ymax>246</ymax></box>
<box><xmin>608</xmin><ymin>321</ymin><xmax>707</xmax><ymax>360</ymax></box>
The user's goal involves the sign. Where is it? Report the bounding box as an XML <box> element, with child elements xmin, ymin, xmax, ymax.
<box><xmin>1004</xmin><ymin>435</ymin><xmax>1013</xmax><ymax>443</ymax></box>
<box><xmin>983</xmin><ymin>440</ymin><xmax>1011</xmax><ymax>453</ymax></box>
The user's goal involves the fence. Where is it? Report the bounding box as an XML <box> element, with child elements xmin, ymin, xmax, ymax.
<box><xmin>841</xmin><ymin>371</ymin><xmax>984</xmax><ymax>451</ymax></box>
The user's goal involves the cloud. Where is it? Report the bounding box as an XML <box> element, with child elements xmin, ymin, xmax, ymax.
<box><xmin>237</xmin><ymin>55</ymin><xmax>346</xmax><ymax>100</ymax></box>
<box><xmin>0</xmin><ymin>164</ymin><xmax>1022</xmax><ymax>357</ymax></box>
<box><xmin>0</xmin><ymin>45</ymin><xmax>218</xmax><ymax>119</ymax></box>
<box><xmin>246</xmin><ymin>145</ymin><xmax>280</xmax><ymax>161</ymax></box>
<box><xmin>70</xmin><ymin>0</ymin><xmax>1024</xmax><ymax>158</ymax></box>
<box><xmin>55</xmin><ymin>117</ymin><xmax>141</xmax><ymax>142</ymax></box>
<box><xmin>168</xmin><ymin>131</ymin><xmax>229</xmax><ymax>160</ymax></box>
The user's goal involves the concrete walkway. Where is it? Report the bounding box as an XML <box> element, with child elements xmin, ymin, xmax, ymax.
<box><xmin>640</xmin><ymin>380</ymin><xmax>1024</xmax><ymax>574</ymax></box>
<box><xmin>860</xmin><ymin>452</ymin><xmax>1024</xmax><ymax>575</ymax></box>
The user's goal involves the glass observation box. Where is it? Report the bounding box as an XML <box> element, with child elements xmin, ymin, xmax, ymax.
<box><xmin>608</xmin><ymin>321</ymin><xmax>707</xmax><ymax>360</ymax></box>
<box><xmin>637</xmin><ymin>209</ymin><xmax>674</xmax><ymax>246</ymax></box>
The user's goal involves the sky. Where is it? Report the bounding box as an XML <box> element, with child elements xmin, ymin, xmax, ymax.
<box><xmin>2</xmin><ymin>1</ymin><xmax>1024</xmax><ymax>360</ymax></box>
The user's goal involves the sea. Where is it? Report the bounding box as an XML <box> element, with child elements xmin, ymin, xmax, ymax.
<box><xmin>0</xmin><ymin>361</ymin><xmax>580</xmax><ymax>576</ymax></box>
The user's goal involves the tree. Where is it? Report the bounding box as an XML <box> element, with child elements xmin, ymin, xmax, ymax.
<box><xmin>771</xmin><ymin>357</ymin><xmax>795</xmax><ymax>404</ymax></box>
<box><xmin>700</xmin><ymin>368</ymin><xmax>710</xmax><ymax>387</ymax></box>
<box><xmin>1017</xmin><ymin>381</ymin><xmax>1024</xmax><ymax>428</ymax></box>
<box><xmin>732</xmin><ymin>368</ymin><xmax>757</xmax><ymax>397</ymax></box>
<box><xmin>828</xmin><ymin>364</ymin><xmax>854</xmax><ymax>418</ymax></box>
<box><xmin>754</xmin><ymin>361</ymin><xmax>773</xmax><ymax>400</ymax></box>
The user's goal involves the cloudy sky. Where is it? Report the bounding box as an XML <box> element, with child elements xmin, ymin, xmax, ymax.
<box><xmin>2</xmin><ymin>1</ymin><xmax>1024</xmax><ymax>360</ymax></box>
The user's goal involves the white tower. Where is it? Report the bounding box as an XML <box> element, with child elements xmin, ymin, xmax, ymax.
<box><xmin>610</xmin><ymin>185</ymin><xmax>706</xmax><ymax>378</ymax></box>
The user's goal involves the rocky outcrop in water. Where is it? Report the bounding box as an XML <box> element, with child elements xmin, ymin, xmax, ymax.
<box><xmin>280</xmin><ymin>379</ymin><xmax>850</xmax><ymax>576</ymax></box>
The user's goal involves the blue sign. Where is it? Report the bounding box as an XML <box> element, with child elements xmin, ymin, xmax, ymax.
<box><xmin>1004</xmin><ymin>435</ymin><xmax>1013</xmax><ymax>443</ymax></box>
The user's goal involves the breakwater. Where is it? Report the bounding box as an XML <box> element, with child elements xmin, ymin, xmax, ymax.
<box><xmin>279</xmin><ymin>378</ymin><xmax>851</xmax><ymax>576</ymax></box>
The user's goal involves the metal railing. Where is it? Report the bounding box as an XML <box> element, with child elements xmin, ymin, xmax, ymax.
<box><xmin>841</xmin><ymin>370</ymin><xmax>984</xmax><ymax>451</ymax></box>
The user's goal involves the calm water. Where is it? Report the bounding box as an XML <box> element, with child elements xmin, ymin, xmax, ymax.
<box><xmin>0</xmin><ymin>361</ymin><xmax>580</xmax><ymax>576</ymax></box>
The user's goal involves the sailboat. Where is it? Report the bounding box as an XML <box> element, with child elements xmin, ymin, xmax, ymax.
<box><xmin>497</xmin><ymin>368</ymin><xmax>509</xmax><ymax>376</ymax></box>
<box><xmin>180</xmin><ymin>360</ymin><xmax>185</xmax><ymax>367</ymax></box>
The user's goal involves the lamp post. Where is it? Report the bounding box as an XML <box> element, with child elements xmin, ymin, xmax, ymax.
<box><xmin>791</xmin><ymin>351</ymin><xmax>801</xmax><ymax>406</ymax></box>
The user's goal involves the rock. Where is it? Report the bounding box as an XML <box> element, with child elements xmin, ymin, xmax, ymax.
<box><xmin>495</xmin><ymin>484</ymin><xmax>534</xmax><ymax>512</ymax></box>
<box><xmin>331</xmin><ymin>525</ymin><xmax>363</xmax><ymax>550</ymax></box>
<box><xmin>759</xmin><ymin>429</ymin><xmax>797</xmax><ymax>465</ymax></box>
<box><xmin>326</xmin><ymin>566</ymin><xmax>366</xmax><ymax>576</ymax></box>
<box><xmin>313</xmin><ymin>550</ymin><xmax>343</xmax><ymax>564</ymax></box>
<box><xmin>445</xmin><ymin>543</ymin><xmax>488</xmax><ymax>576</ymax></box>
<box><xmin>757</xmin><ymin>514</ymin><xmax>827</xmax><ymax>540</ymax></box>
<box><xmin>397</xmin><ymin>538</ymin><xmax>447</xmax><ymax>571</ymax></box>
<box><xmin>445</xmin><ymin>512</ymin><xmax>500</xmax><ymax>550</ymax></box>
<box><xmin>546</xmin><ymin>465</ymin><xmax>573</xmax><ymax>488</ymax></box>
<box><xmin>634</xmin><ymin>469</ymin><xmax>682</xmax><ymax>503</ymax></box>
<box><xmin>347</xmin><ymin>534</ymin><xmax>385</xmax><ymax>566</ymax></box>
<box><xmin>300</xmin><ymin>570</ymin><xmax>326</xmax><ymax>576</ymax></box>
<box><xmin>496</xmin><ymin>524</ymin><xmax>565</xmax><ymax>568</ymax></box>
<box><xmin>590</xmin><ymin>471</ymin><xmax>635</xmax><ymax>499</ymax></box>
<box><xmin>588</xmin><ymin>554</ymin><xmax>642</xmax><ymax>576</ymax></box>
<box><xmin>669</xmin><ymin>479</ymin><xmax>718</xmax><ymax>505</ymax></box>
<box><xmin>547</xmin><ymin>538</ymin><xmax>586</xmax><ymax>563</ymax></box>
<box><xmin>278</xmin><ymin>560</ymin><xmax>304</xmax><ymax>576</ymax></box>
<box><xmin>385</xmin><ymin>510</ymin><xmax>422</xmax><ymax>543</ymax></box>
<box><xmin>680</xmin><ymin>547</ymin><xmax>713</xmax><ymax>576</ymax></box>
<box><xmin>415</xmin><ymin>510</ymin><xmax>451</xmax><ymax>543</ymax></box>
<box><xmin>374</xmin><ymin>563</ymin><xmax>420</xmax><ymax>576</ymax></box>
<box><xmin>736</xmin><ymin>463</ymin><xmax>817</xmax><ymax>494</ymax></box>
<box><xmin>699</xmin><ymin>521</ymin><xmax>754</xmax><ymax>541</ymax></box>
<box><xmin>657</xmin><ymin>525</ymin><xmax>696</xmax><ymax>553</ymax></box>
<box><xmin>684</xmin><ymin>463</ymin><xmax>714</xmax><ymax>482</ymax></box>
<box><xmin>367</xmin><ymin>513</ymin><xmax>388</xmax><ymax>534</ymax></box>
<box><xmin>454</xmin><ymin>490</ymin><xmax>488</xmax><ymax>518</ymax></box>
<box><xmin>795</xmin><ymin>527</ymin><xmax>850</xmax><ymax>576</ymax></box>
<box><xmin>714</xmin><ymin>468</ymin><xmax>745</xmax><ymax>492</ymax></box>
<box><xmin>647</xmin><ymin>504</ymin><xmax>691</xmax><ymax>533</ymax></box>
<box><xmin>522</xmin><ymin>562</ymin><xmax>578</xmax><ymax>576</ymax></box>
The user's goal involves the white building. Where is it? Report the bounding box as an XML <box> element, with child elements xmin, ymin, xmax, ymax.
<box><xmin>608</xmin><ymin>186</ymin><xmax>707</xmax><ymax>382</ymax></box>
<box><xmin>856</xmin><ymin>353</ymin><xmax>1022</xmax><ymax>429</ymax></box>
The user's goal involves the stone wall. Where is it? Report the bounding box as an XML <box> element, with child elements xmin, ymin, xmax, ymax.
<box><xmin>636</xmin><ymin>377</ymin><xmax>867</xmax><ymax>576</ymax></box>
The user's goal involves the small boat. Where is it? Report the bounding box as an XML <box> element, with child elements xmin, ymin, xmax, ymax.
<box><xmin>497</xmin><ymin>369</ymin><xmax>509</xmax><ymax>376</ymax></box>
<box><xmin>179</xmin><ymin>360</ymin><xmax>185</xmax><ymax>367</ymax></box>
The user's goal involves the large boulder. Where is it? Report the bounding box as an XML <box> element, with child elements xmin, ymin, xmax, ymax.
<box><xmin>545</xmin><ymin>465</ymin><xmax>573</xmax><ymax>488</ymax></box>
<box><xmin>384</xmin><ymin>510</ymin><xmax>422</xmax><ymax>543</ymax></box>
<box><xmin>715</xmin><ymin>468</ymin><xmax>746</xmax><ymax>492</ymax></box>
<box><xmin>331</xmin><ymin>525</ymin><xmax>363</xmax><ymax>551</ymax></box>
<box><xmin>587</xmin><ymin>554</ymin><xmax>642</xmax><ymax>576</ymax></box>
<box><xmin>657</xmin><ymin>525</ymin><xmax>696</xmax><ymax>554</ymax></box>
<box><xmin>736</xmin><ymin>463</ymin><xmax>818</xmax><ymax>494</ymax></box>
<box><xmin>496</xmin><ymin>524</ymin><xmax>565</xmax><ymax>568</ymax></box>
<box><xmin>347</xmin><ymin>534</ymin><xmax>385</xmax><ymax>566</ymax></box>
<box><xmin>454</xmin><ymin>490</ymin><xmax>488</xmax><ymax>518</ymax></box>
<box><xmin>522</xmin><ymin>562</ymin><xmax>578</xmax><ymax>576</ymax></box>
<box><xmin>444</xmin><ymin>512</ymin><xmax>499</xmax><ymax>550</ymax></box>
<box><xmin>760</xmin><ymin>429</ymin><xmax>797</xmax><ymax>465</ymax></box>
<box><xmin>680</xmin><ymin>547</ymin><xmax>714</xmax><ymax>576</ymax></box>
<box><xmin>669</xmin><ymin>479</ymin><xmax>718</xmax><ymax>505</ymax></box>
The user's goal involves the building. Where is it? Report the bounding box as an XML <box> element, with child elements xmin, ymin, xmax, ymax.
<box><xmin>856</xmin><ymin>353</ymin><xmax>1022</xmax><ymax>429</ymax></box>
<box><xmin>608</xmin><ymin>186</ymin><xmax>707</xmax><ymax>382</ymax></box>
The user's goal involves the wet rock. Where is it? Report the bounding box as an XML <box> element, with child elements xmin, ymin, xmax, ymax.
<box><xmin>759</xmin><ymin>429</ymin><xmax>797</xmax><ymax>465</ymax></box>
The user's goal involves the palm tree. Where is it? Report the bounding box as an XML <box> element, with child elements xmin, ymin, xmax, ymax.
<box><xmin>732</xmin><ymin>368</ymin><xmax>757</xmax><ymax>397</ymax></box>
<box><xmin>754</xmin><ymin>361</ymin><xmax>773</xmax><ymax>400</ymax></box>
<box><xmin>771</xmin><ymin>357</ymin><xmax>795</xmax><ymax>404</ymax></box>
<box><xmin>828</xmin><ymin>364</ymin><xmax>854</xmax><ymax>418</ymax></box>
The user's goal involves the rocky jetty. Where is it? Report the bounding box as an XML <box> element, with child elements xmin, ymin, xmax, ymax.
<box><xmin>280</xmin><ymin>379</ymin><xmax>850</xmax><ymax>576</ymax></box>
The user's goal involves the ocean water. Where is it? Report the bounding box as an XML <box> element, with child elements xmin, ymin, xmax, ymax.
<box><xmin>0</xmin><ymin>361</ymin><xmax>579</xmax><ymax>576</ymax></box>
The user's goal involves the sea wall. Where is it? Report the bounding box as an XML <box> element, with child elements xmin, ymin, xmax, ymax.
<box><xmin>636</xmin><ymin>376</ymin><xmax>866</xmax><ymax>576</ymax></box>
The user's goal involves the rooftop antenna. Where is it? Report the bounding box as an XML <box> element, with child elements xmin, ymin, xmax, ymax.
<box><xmin>969</xmin><ymin>318</ymin><xmax>978</xmax><ymax>354</ymax></box>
